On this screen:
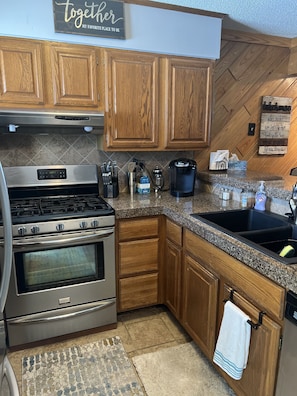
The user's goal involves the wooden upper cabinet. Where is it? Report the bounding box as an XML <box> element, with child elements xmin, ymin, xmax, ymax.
<box><xmin>0</xmin><ymin>38</ymin><xmax>45</xmax><ymax>106</ymax></box>
<box><xmin>103</xmin><ymin>48</ymin><xmax>214</xmax><ymax>151</ymax></box>
<box><xmin>104</xmin><ymin>49</ymin><xmax>159</xmax><ymax>149</ymax></box>
<box><xmin>161</xmin><ymin>57</ymin><xmax>214</xmax><ymax>149</ymax></box>
<box><xmin>47</xmin><ymin>44</ymin><xmax>100</xmax><ymax>109</ymax></box>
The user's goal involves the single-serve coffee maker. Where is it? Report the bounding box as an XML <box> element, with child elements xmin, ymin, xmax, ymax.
<box><xmin>169</xmin><ymin>158</ymin><xmax>197</xmax><ymax>197</ymax></box>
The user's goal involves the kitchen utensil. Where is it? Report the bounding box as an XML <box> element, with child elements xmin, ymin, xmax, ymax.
<box><xmin>102</xmin><ymin>161</ymin><xmax>119</xmax><ymax>198</ymax></box>
<box><xmin>152</xmin><ymin>165</ymin><xmax>164</xmax><ymax>193</ymax></box>
<box><xmin>128</xmin><ymin>162</ymin><xmax>136</xmax><ymax>196</ymax></box>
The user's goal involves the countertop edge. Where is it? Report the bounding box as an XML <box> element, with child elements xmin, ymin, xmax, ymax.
<box><xmin>107</xmin><ymin>192</ymin><xmax>297</xmax><ymax>293</ymax></box>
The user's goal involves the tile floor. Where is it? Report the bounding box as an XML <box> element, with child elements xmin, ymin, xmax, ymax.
<box><xmin>7</xmin><ymin>305</ymin><xmax>191</xmax><ymax>393</ymax></box>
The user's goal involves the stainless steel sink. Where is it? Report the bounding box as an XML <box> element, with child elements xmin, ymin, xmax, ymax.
<box><xmin>191</xmin><ymin>209</ymin><xmax>297</xmax><ymax>264</ymax></box>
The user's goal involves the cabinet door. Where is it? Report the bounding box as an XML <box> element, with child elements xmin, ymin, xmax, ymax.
<box><xmin>165</xmin><ymin>239</ymin><xmax>182</xmax><ymax>319</ymax></box>
<box><xmin>104</xmin><ymin>49</ymin><xmax>159</xmax><ymax>149</ymax></box>
<box><xmin>182</xmin><ymin>254</ymin><xmax>219</xmax><ymax>360</ymax></box>
<box><xmin>217</xmin><ymin>283</ymin><xmax>282</xmax><ymax>396</ymax></box>
<box><xmin>0</xmin><ymin>38</ymin><xmax>44</xmax><ymax>105</ymax></box>
<box><xmin>49</xmin><ymin>44</ymin><xmax>99</xmax><ymax>108</ymax></box>
<box><xmin>162</xmin><ymin>57</ymin><xmax>213</xmax><ymax>149</ymax></box>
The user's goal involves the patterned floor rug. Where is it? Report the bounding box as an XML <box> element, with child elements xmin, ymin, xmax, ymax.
<box><xmin>132</xmin><ymin>342</ymin><xmax>236</xmax><ymax>396</ymax></box>
<box><xmin>22</xmin><ymin>336</ymin><xmax>145</xmax><ymax>396</ymax></box>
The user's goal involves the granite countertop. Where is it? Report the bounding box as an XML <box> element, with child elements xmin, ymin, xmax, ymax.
<box><xmin>106</xmin><ymin>190</ymin><xmax>297</xmax><ymax>295</ymax></box>
<box><xmin>198</xmin><ymin>170</ymin><xmax>297</xmax><ymax>200</ymax></box>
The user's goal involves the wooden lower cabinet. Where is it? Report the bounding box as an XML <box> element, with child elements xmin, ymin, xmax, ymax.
<box><xmin>184</xmin><ymin>229</ymin><xmax>285</xmax><ymax>396</ymax></box>
<box><xmin>182</xmin><ymin>254</ymin><xmax>218</xmax><ymax>360</ymax></box>
<box><xmin>165</xmin><ymin>219</ymin><xmax>183</xmax><ymax>319</ymax></box>
<box><xmin>116</xmin><ymin>216</ymin><xmax>284</xmax><ymax>395</ymax></box>
<box><xmin>218</xmin><ymin>282</ymin><xmax>282</xmax><ymax>396</ymax></box>
<box><xmin>117</xmin><ymin>216</ymin><xmax>161</xmax><ymax>312</ymax></box>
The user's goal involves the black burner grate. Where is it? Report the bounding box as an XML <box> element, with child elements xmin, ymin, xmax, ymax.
<box><xmin>8</xmin><ymin>194</ymin><xmax>113</xmax><ymax>220</ymax></box>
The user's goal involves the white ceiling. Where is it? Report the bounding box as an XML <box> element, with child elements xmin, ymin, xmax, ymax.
<box><xmin>151</xmin><ymin>0</ymin><xmax>297</xmax><ymax>38</ymax></box>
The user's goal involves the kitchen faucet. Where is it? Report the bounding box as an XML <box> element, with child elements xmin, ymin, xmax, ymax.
<box><xmin>289</xmin><ymin>183</ymin><xmax>297</xmax><ymax>223</ymax></box>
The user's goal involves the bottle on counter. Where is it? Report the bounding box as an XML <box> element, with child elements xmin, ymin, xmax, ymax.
<box><xmin>222</xmin><ymin>188</ymin><xmax>231</xmax><ymax>200</ymax></box>
<box><xmin>137</xmin><ymin>174</ymin><xmax>151</xmax><ymax>194</ymax></box>
<box><xmin>241</xmin><ymin>189</ymin><xmax>248</xmax><ymax>208</ymax></box>
<box><xmin>254</xmin><ymin>181</ymin><xmax>267</xmax><ymax>211</ymax></box>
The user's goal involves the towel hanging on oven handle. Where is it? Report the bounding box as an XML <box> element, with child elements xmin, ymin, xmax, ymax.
<box><xmin>223</xmin><ymin>289</ymin><xmax>266</xmax><ymax>330</ymax></box>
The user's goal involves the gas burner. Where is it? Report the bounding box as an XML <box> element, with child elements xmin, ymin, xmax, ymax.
<box><xmin>2</xmin><ymin>165</ymin><xmax>115</xmax><ymax>227</ymax></box>
<box><xmin>10</xmin><ymin>200</ymin><xmax>41</xmax><ymax>217</ymax></box>
<box><xmin>39</xmin><ymin>195</ymin><xmax>110</xmax><ymax>215</ymax></box>
<box><xmin>7</xmin><ymin>195</ymin><xmax>114</xmax><ymax>223</ymax></box>
<box><xmin>40</xmin><ymin>198</ymin><xmax>87</xmax><ymax>215</ymax></box>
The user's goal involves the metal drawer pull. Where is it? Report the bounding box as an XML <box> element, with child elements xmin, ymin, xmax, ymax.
<box><xmin>224</xmin><ymin>288</ymin><xmax>266</xmax><ymax>330</ymax></box>
<box><xmin>9</xmin><ymin>299</ymin><xmax>116</xmax><ymax>325</ymax></box>
<box><xmin>12</xmin><ymin>230</ymin><xmax>114</xmax><ymax>248</ymax></box>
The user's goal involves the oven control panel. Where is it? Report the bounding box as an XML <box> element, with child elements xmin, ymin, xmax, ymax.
<box><xmin>37</xmin><ymin>168</ymin><xmax>67</xmax><ymax>180</ymax></box>
<box><xmin>7</xmin><ymin>216</ymin><xmax>115</xmax><ymax>237</ymax></box>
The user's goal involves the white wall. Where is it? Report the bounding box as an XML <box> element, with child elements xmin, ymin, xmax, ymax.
<box><xmin>0</xmin><ymin>1</ymin><xmax>221</xmax><ymax>59</ymax></box>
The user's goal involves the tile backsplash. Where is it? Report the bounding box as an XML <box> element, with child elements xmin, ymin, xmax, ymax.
<box><xmin>0</xmin><ymin>133</ymin><xmax>194</xmax><ymax>193</ymax></box>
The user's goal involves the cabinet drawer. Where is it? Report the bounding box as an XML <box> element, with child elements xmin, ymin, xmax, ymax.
<box><xmin>119</xmin><ymin>239</ymin><xmax>159</xmax><ymax>276</ymax></box>
<box><xmin>119</xmin><ymin>273</ymin><xmax>158</xmax><ymax>311</ymax></box>
<box><xmin>166</xmin><ymin>219</ymin><xmax>182</xmax><ymax>247</ymax></box>
<box><xmin>118</xmin><ymin>217</ymin><xmax>159</xmax><ymax>241</ymax></box>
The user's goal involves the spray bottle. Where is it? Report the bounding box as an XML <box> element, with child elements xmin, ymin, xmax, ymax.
<box><xmin>254</xmin><ymin>181</ymin><xmax>267</xmax><ymax>211</ymax></box>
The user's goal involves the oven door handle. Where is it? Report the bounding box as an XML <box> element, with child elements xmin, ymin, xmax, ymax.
<box><xmin>0</xmin><ymin>163</ymin><xmax>13</xmax><ymax>312</ymax></box>
<box><xmin>8</xmin><ymin>299</ymin><xmax>116</xmax><ymax>325</ymax></box>
<box><xmin>12</xmin><ymin>229</ymin><xmax>114</xmax><ymax>248</ymax></box>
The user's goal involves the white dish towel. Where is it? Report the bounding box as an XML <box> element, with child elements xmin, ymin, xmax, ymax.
<box><xmin>213</xmin><ymin>300</ymin><xmax>251</xmax><ymax>380</ymax></box>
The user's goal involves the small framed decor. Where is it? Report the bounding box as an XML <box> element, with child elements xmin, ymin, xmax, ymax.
<box><xmin>53</xmin><ymin>0</ymin><xmax>125</xmax><ymax>39</ymax></box>
<box><xmin>258</xmin><ymin>96</ymin><xmax>292</xmax><ymax>155</ymax></box>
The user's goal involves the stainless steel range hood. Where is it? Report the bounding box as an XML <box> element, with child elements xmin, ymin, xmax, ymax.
<box><xmin>0</xmin><ymin>109</ymin><xmax>104</xmax><ymax>134</ymax></box>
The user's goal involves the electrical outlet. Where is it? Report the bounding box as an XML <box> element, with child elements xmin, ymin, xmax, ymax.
<box><xmin>248</xmin><ymin>123</ymin><xmax>256</xmax><ymax>136</ymax></box>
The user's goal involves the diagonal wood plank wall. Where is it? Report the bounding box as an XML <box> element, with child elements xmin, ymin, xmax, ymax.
<box><xmin>194</xmin><ymin>30</ymin><xmax>297</xmax><ymax>177</ymax></box>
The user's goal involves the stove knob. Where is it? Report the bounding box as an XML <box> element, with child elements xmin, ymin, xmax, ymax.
<box><xmin>18</xmin><ymin>226</ymin><xmax>27</xmax><ymax>236</ymax></box>
<box><xmin>56</xmin><ymin>223</ymin><xmax>64</xmax><ymax>232</ymax></box>
<box><xmin>91</xmin><ymin>220</ymin><xmax>99</xmax><ymax>228</ymax></box>
<box><xmin>80</xmin><ymin>221</ymin><xmax>88</xmax><ymax>229</ymax></box>
<box><xmin>31</xmin><ymin>225</ymin><xmax>40</xmax><ymax>234</ymax></box>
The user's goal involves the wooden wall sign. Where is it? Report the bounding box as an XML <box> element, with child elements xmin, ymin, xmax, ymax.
<box><xmin>258</xmin><ymin>96</ymin><xmax>292</xmax><ymax>155</ymax></box>
<box><xmin>53</xmin><ymin>0</ymin><xmax>125</xmax><ymax>39</ymax></box>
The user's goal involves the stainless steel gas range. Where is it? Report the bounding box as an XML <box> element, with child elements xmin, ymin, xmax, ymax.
<box><xmin>0</xmin><ymin>165</ymin><xmax>116</xmax><ymax>347</ymax></box>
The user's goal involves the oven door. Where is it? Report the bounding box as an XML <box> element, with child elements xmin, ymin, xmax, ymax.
<box><xmin>4</xmin><ymin>227</ymin><xmax>115</xmax><ymax>319</ymax></box>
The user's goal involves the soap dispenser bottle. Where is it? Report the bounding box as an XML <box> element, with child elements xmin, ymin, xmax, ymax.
<box><xmin>254</xmin><ymin>181</ymin><xmax>267</xmax><ymax>211</ymax></box>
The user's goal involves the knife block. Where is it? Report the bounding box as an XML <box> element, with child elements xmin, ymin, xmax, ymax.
<box><xmin>103</xmin><ymin>180</ymin><xmax>119</xmax><ymax>198</ymax></box>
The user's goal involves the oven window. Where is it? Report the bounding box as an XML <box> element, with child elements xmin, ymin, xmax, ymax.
<box><xmin>15</xmin><ymin>242</ymin><xmax>104</xmax><ymax>293</ymax></box>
